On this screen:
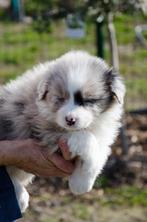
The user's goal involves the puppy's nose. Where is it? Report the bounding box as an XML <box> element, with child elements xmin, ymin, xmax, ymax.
<box><xmin>65</xmin><ymin>116</ymin><xmax>76</xmax><ymax>126</ymax></box>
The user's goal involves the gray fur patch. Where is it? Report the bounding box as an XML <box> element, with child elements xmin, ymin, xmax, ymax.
<box><xmin>14</xmin><ymin>102</ymin><xmax>25</xmax><ymax>115</ymax></box>
<box><xmin>0</xmin><ymin>117</ymin><xmax>14</xmax><ymax>140</ymax></box>
<box><xmin>0</xmin><ymin>99</ymin><xmax>5</xmax><ymax>107</ymax></box>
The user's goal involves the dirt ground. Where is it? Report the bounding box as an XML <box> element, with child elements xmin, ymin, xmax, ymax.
<box><xmin>23</xmin><ymin>193</ymin><xmax>147</xmax><ymax>222</ymax></box>
<box><xmin>19</xmin><ymin>113</ymin><xmax>147</xmax><ymax>222</ymax></box>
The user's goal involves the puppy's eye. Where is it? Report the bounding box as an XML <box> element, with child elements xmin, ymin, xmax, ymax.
<box><xmin>56</xmin><ymin>97</ymin><xmax>65</xmax><ymax>103</ymax></box>
<box><xmin>84</xmin><ymin>98</ymin><xmax>102</xmax><ymax>105</ymax></box>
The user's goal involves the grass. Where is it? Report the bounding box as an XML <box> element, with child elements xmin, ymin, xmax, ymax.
<box><xmin>72</xmin><ymin>203</ymin><xmax>92</xmax><ymax>220</ymax></box>
<box><xmin>0</xmin><ymin>14</ymin><xmax>147</xmax><ymax>110</ymax></box>
<box><xmin>114</xmin><ymin>13</ymin><xmax>137</xmax><ymax>44</ymax></box>
<box><xmin>0</xmin><ymin>20</ymin><xmax>95</xmax><ymax>78</ymax></box>
<box><xmin>102</xmin><ymin>186</ymin><xmax>147</xmax><ymax>207</ymax></box>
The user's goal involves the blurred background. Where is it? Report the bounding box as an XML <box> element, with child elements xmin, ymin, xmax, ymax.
<box><xmin>0</xmin><ymin>0</ymin><xmax>147</xmax><ymax>221</ymax></box>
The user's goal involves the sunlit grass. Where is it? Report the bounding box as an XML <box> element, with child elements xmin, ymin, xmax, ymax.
<box><xmin>103</xmin><ymin>186</ymin><xmax>147</xmax><ymax>207</ymax></box>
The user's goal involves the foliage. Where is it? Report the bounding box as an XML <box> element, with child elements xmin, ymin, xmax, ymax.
<box><xmin>24</xmin><ymin>0</ymin><xmax>56</xmax><ymax>32</ymax></box>
<box><xmin>86</xmin><ymin>0</ymin><xmax>146</xmax><ymax>16</ymax></box>
<box><xmin>25</xmin><ymin>0</ymin><xmax>54</xmax><ymax>15</ymax></box>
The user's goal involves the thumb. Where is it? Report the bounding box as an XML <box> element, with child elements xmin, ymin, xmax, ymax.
<box><xmin>58</xmin><ymin>138</ymin><xmax>72</xmax><ymax>160</ymax></box>
<box><xmin>50</xmin><ymin>152</ymin><xmax>75</xmax><ymax>174</ymax></box>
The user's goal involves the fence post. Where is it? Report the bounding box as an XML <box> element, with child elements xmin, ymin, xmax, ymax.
<box><xmin>11</xmin><ymin>0</ymin><xmax>24</xmax><ymax>21</ymax></box>
<box><xmin>95</xmin><ymin>15</ymin><xmax>105</xmax><ymax>58</ymax></box>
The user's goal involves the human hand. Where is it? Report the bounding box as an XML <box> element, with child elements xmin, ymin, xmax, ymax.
<box><xmin>1</xmin><ymin>139</ymin><xmax>75</xmax><ymax>178</ymax></box>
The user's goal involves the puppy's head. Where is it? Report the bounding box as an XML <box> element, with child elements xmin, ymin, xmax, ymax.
<box><xmin>36</xmin><ymin>51</ymin><xmax>125</xmax><ymax>131</ymax></box>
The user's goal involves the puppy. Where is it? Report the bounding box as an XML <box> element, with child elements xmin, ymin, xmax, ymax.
<box><xmin>0</xmin><ymin>51</ymin><xmax>125</xmax><ymax>212</ymax></box>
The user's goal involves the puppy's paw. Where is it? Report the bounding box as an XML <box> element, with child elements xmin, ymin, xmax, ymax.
<box><xmin>17</xmin><ymin>187</ymin><xmax>29</xmax><ymax>213</ymax></box>
<box><xmin>69</xmin><ymin>172</ymin><xmax>93</xmax><ymax>195</ymax></box>
<box><xmin>68</xmin><ymin>159</ymin><xmax>95</xmax><ymax>195</ymax></box>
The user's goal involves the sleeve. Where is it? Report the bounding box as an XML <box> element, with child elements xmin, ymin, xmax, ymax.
<box><xmin>0</xmin><ymin>166</ymin><xmax>22</xmax><ymax>222</ymax></box>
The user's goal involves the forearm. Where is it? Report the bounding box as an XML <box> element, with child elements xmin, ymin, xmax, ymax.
<box><xmin>0</xmin><ymin>139</ymin><xmax>43</xmax><ymax>169</ymax></box>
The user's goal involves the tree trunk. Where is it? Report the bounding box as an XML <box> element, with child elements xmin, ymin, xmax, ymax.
<box><xmin>107</xmin><ymin>12</ymin><xmax>119</xmax><ymax>72</ymax></box>
<box><xmin>107</xmin><ymin>12</ymin><xmax>128</xmax><ymax>154</ymax></box>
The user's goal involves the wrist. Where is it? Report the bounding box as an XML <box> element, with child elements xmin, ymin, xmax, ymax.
<box><xmin>0</xmin><ymin>140</ymin><xmax>24</xmax><ymax>166</ymax></box>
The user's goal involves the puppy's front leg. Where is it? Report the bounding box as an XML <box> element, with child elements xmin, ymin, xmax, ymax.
<box><xmin>11</xmin><ymin>179</ymin><xmax>29</xmax><ymax>213</ymax></box>
<box><xmin>67</xmin><ymin>131</ymin><xmax>100</xmax><ymax>195</ymax></box>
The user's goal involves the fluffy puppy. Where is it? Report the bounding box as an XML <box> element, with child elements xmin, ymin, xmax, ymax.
<box><xmin>0</xmin><ymin>51</ymin><xmax>125</xmax><ymax>212</ymax></box>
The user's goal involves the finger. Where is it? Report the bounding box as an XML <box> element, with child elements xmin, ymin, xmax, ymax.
<box><xmin>58</xmin><ymin>138</ymin><xmax>72</xmax><ymax>160</ymax></box>
<box><xmin>51</xmin><ymin>152</ymin><xmax>75</xmax><ymax>174</ymax></box>
<box><xmin>36</xmin><ymin>169</ymin><xmax>69</xmax><ymax>178</ymax></box>
<box><xmin>40</xmin><ymin>165</ymin><xmax>70</xmax><ymax>177</ymax></box>
<box><xmin>23</xmin><ymin>164</ymin><xmax>69</xmax><ymax>178</ymax></box>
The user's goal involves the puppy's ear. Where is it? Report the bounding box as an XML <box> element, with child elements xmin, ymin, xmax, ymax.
<box><xmin>105</xmin><ymin>68</ymin><xmax>125</xmax><ymax>104</ymax></box>
<box><xmin>37</xmin><ymin>80</ymin><xmax>49</xmax><ymax>100</ymax></box>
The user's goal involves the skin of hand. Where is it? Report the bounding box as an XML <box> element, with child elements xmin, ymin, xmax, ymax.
<box><xmin>0</xmin><ymin>139</ymin><xmax>75</xmax><ymax>178</ymax></box>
